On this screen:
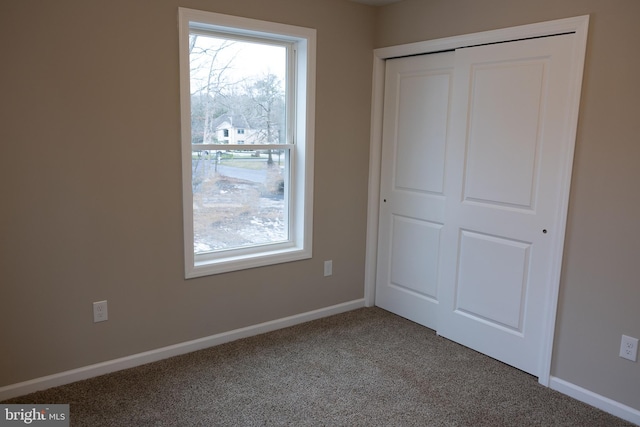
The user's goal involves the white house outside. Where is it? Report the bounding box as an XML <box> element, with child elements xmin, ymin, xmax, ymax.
<box><xmin>213</xmin><ymin>115</ymin><xmax>260</xmax><ymax>144</ymax></box>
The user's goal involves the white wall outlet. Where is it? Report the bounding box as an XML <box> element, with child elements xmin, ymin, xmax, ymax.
<box><xmin>619</xmin><ymin>334</ymin><xmax>638</xmax><ymax>362</ymax></box>
<box><xmin>93</xmin><ymin>300</ymin><xmax>108</xmax><ymax>323</ymax></box>
<box><xmin>324</xmin><ymin>260</ymin><xmax>333</xmax><ymax>277</ymax></box>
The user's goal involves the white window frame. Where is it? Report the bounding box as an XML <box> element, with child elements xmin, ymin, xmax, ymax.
<box><xmin>178</xmin><ymin>8</ymin><xmax>315</xmax><ymax>278</ymax></box>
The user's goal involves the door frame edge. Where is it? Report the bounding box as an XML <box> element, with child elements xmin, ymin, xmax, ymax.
<box><xmin>364</xmin><ymin>14</ymin><xmax>590</xmax><ymax>386</ymax></box>
<box><xmin>364</xmin><ymin>52</ymin><xmax>387</xmax><ymax>309</ymax></box>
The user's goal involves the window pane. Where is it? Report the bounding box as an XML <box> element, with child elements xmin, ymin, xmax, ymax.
<box><xmin>189</xmin><ymin>32</ymin><xmax>290</xmax><ymax>255</ymax></box>
<box><xmin>189</xmin><ymin>34</ymin><xmax>287</xmax><ymax>145</ymax></box>
<box><xmin>192</xmin><ymin>149</ymin><xmax>289</xmax><ymax>254</ymax></box>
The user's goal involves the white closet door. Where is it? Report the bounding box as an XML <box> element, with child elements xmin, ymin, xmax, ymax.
<box><xmin>375</xmin><ymin>52</ymin><xmax>454</xmax><ymax>329</ymax></box>
<box><xmin>437</xmin><ymin>33</ymin><xmax>575</xmax><ymax>376</ymax></box>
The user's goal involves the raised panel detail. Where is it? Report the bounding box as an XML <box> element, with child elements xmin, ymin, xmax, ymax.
<box><xmin>463</xmin><ymin>61</ymin><xmax>546</xmax><ymax>208</ymax></box>
<box><xmin>390</xmin><ymin>216</ymin><xmax>442</xmax><ymax>299</ymax></box>
<box><xmin>455</xmin><ymin>230</ymin><xmax>530</xmax><ymax>331</ymax></box>
<box><xmin>395</xmin><ymin>72</ymin><xmax>450</xmax><ymax>194</ymax></box>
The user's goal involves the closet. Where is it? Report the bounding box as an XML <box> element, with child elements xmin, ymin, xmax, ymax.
<box><xmin>372</xmin><ymin>19</ymin><xmax>588</xmax><ymax>379</ymax></box>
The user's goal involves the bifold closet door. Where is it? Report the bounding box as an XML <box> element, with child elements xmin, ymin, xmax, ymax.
<box><xmin>376</xmin><ymin>33</ymin><xmax>576</xmax><ymax>377</ymax></box>
<box><xmin>375</xmin><ymin>52</ymin><xmax>454</xmax><ymax>330</ymax></box>
<box><xmin>437</xmin><ymin>33</ymin><xmax>575</xmax><ymax>377</ymax></box>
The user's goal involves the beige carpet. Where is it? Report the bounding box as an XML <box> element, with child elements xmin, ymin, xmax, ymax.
<box><xmin>3</xmin><ymin>307</ymin><xmax>634</xmax><ymax>426</ymax></box>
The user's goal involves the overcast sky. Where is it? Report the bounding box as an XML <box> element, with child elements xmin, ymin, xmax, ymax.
<box><xmin>190</xmin><ymin>35</ymin><xmax>287</xmax><ymax>95</ymax></box>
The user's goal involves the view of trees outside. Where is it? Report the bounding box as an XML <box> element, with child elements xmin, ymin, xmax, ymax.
<box><xmin>189</xmin><ymin>34</ymin><xmax>289</xmax><ymax>254</ymax></box>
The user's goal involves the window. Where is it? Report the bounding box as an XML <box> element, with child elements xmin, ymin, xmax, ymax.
<box><xmin>179</xmin><ymin>8</ymin><xmax>315</xmax><ymax>278</ymax></box>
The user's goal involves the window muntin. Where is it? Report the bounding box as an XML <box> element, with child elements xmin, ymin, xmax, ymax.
<box><xmin>179</xmin><ymin>9</ymin><xmax>315</xmax><ymax>278</ymax></box>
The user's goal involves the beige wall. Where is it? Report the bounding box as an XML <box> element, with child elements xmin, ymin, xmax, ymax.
<box><xmin>0</xmin><ymin>0</ymin><xmax>374</xmax><ymax>386</ymax></box>
<box><xmin>2</xmin><ymin>0</ymin><xmax>639</xmax><ymax>414</ymax></box>
<box><xmin>376</xmin><ymin>0</ymin><xmax>640</xmax><ymax>411</ymax></box>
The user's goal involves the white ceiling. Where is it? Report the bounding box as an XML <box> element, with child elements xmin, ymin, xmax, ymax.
<box><xmin>350</xmin><ymin>0</ymin><xmax>403</xmax><ymax>6</ymax></box>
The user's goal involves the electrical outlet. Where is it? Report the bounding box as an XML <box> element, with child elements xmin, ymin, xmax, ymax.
<box><xmin>619</xmin><ymin>335</ymin><xmax>638</xmax><ymax>362</ymax></box>
<box><xmin>324</xmin><ymin>260</ymin><xmax>332</xmax><ymax>277</ymax></box>
<box><xmin>93</xmin><ymin>300</ymin><xmax>108</xmax><ymax>323</ymax></box>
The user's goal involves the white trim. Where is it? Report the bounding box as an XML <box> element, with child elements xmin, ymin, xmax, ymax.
<box><xmin>365</xmin><ymin>15</ymin><xmax>589</xmax><ymax>385</ymax></box>
<box><xmin>0</xmin><ymin>299</ymin><xmax>365</xmax><ymax>402</ymax></box>
<box><xmin>550</xmin><ymin>377</ymin><xmax>640</xmax><ymax>426</ymax></box>
<box><xmin>538</xmin><ymin>16</ymin><xmax>589</xmax><ymax>388</ymax></box>
<box><xmin>363</xmin><ymin>53</ymin><xmax>386</xmax><ymax>308</ymax></box>
<box><xmin>373</xmin><ymin>15</ymin><xmax>589</xmax><ymax>60</ymax></box>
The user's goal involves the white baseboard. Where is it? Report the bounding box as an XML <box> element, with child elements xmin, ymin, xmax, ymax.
<box><xmin>550</xmin><ymin>376</ymin><xmax>640</xmax><ymax>426</ymax></box>
<box><xmin>0</xmin><ymin>299</ymin><xmax>365</xmax><ymax>402</ymax></box>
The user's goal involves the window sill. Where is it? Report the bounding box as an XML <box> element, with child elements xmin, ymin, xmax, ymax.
<box><xmin>186</xmin><ymin>245</ymin><xmax>312</xmax><ymax>278</ymax></box>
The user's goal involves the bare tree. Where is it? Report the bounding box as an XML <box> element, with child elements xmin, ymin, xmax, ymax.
<box><xmin>189</xmin><ymin>35</ymin><xmax>238</xmax><ymax>145</ymax></box>
<box><xmin>245</xmin><ymin>73</ymin><xmax>285</xmax><ymax>165</ymax></box>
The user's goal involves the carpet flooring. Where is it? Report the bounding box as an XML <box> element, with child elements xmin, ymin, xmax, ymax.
<box><xmin>3</xmin><ymin>307</ymin><xmax>635</xmax><ymax>426</ymax></box>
